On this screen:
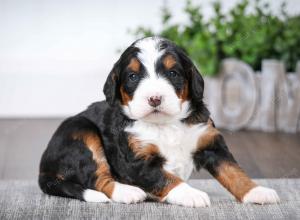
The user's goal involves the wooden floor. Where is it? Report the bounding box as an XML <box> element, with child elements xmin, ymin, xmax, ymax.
<box><xmin>0</xmin><ymin>119</ymin><xmax>299</xmax><ymax>180</ymax></box>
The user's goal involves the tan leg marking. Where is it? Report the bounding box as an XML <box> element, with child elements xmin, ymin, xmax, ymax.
<box><xmin>215</xmin><ymin>161</ymin><xmax>257</xmax><ymax>201</ymax></box>
<box><xmin>154</xmin><ymin>171</ymin><xmax>183</xmax><ymax>201</ymax></box>
<box><xmin>195</xmin><ymin>119</ymin><xmax>256</xmax><ymax>201</ymax></box>
<box><xmin>73</xmin><ymin>132</ymin><xmax>115</xmax><ymax>198</ymax></box>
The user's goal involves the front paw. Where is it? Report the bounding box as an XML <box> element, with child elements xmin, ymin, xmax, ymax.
<box><xmin>111</xmin><ymin>182</ymin><xmax>147</xmax><ymax>204</ymax></box>
<box><xmin>242</xmin><ymin>186</ymin><xmax>280</xmax><ymax>204</ymax></box>
<box><xmin>163</xmin><ymin>183</ymin><xmax>210</xmax><ymax>207</ymax></box>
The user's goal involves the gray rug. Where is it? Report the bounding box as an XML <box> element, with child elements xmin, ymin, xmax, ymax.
<box><xmin>0</xmin><ymin>179</ymin><xmax>299</xmax><ymax>220</ymax></box>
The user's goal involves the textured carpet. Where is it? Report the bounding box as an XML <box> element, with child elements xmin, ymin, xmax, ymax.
<box><xmin>0</xmin><ymin>179</ymin><xmax>299</xmax><ymax>220</ymax></box>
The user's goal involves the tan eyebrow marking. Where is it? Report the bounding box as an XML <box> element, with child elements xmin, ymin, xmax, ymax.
<box><xmin>128</xmin><ymin>57</ymin><xmax>141</xmax><ymax>72</ymax></box>
<box><xmin>163</xmin><ymin>54</ymin><xmax>177</xmax><ymax>70</ymax></box>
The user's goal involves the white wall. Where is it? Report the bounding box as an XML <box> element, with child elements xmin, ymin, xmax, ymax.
<box><xmin>0</xmin><ymin>0</ymin><xmax>299</xmax><ymax>117</ymax></box>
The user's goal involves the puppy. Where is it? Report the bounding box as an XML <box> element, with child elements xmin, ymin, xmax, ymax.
<box><xmin>39</xmin><ymin>37</ymin><xmax>279</xmax><ymax>207</ymax></box>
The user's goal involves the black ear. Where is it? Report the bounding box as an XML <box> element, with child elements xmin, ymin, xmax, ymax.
<box><xmin>189</xmin><ymin>65</ymin><xmax>204</xmax><ymax>104</ymax></box>
<box><xmin>103</xmin><ymin>62</ymin><xmax>120</xmax><ymax>106</ymax></box>
<box><xmin>176</xmin><ymin>47</ymin><xmax>204</xmax><ymax>105</ymax></box>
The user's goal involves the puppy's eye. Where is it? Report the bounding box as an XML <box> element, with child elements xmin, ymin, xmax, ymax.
<box><xmin>129</xmin><ymin>73</ymin><xmax>139</xmax><ymax>82</ymax></box>
<box><xmin>166</xmin><ymin>71</ymin><xmax>178</xmax><ymax>78</ymax></box>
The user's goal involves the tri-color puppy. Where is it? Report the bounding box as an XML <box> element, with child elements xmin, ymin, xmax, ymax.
<box><xmin>39</xmin><ymin>37</ymin><xmax>280</xmax><ymax>207</ymax></box>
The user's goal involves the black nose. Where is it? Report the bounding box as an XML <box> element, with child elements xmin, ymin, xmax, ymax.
<box><xmin>148</xmin><ymin>96</ymin><xmax>162</xmax><ymax>107</ymax></box>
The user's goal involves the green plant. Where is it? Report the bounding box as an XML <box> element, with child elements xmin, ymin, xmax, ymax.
<box><xmin>132</xmin><ymin>0</ymin><xmax>300</xmax><ymax>76</ymax></box>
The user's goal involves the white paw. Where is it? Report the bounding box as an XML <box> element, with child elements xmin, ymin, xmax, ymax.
<box><xmin>111</xmin><ymin>182</ymin><xmax>147</xmax><ymax>204</ymax></box>
<box><xmin>83</xmin><ymin>189</ymin><xmax>111</xmax><ymax>203</ymax></box>
<box><xmin>163</xmin><ymin>183</ymin><xmax>210</xmax><ymax>207</ymax></box>
<box><xmin>242</xmin><ymin>186</ymin><xmax>280</xmax><ymax>204</ymax></box>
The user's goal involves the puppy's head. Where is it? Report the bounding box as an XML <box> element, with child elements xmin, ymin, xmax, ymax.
<box><xmin>104</xmin><ymin>37</ymin><xmax>204</xmax><ymax>124</ymax></box>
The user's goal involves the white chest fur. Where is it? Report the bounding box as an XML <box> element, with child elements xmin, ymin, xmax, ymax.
<box><xmin>125</xmin><ymin>121</ymin><xmax>208</xmax><ymax>181</ymax></box>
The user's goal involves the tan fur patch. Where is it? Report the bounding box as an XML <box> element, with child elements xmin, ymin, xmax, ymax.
<box><xmin>177</xmin><ymin>81</ymin><xmax>189</xmax><ymax>102</ymax></box>
<box><xmin>128</xmin><ymin>136</ymin><xmax>161</xmax><ymax>160</ymax></box>
<box><xmin>94</xmin><ymin>163</ymin><xmax>115</xmax><ymax>197</ymax></box>
<box><xmin>128</xmin><ymin>57</ymin><xmax>141</xmax><ymax>72</ymax></box>
<box><xmin>120</xmin><ymin>85</ymin><xmax>132</xmax><ymax>106</ymax></box>
<box><xmin>163</xmin><ymin>55</ymin><xmax>177</xmax><ymax>70</ymax></box>
<box><xmin>154</xmin><ymin>171</ymin><xmax>182</xmax><ymax>201</ymax></box>
<box><xmin>73</xmin><ymin>132</ymin><xmax>115</xmax><ymax>198</ymax></box>
<box><xmin>197</xmin><ymin>119</ymin><xmax>220</xmax><ymax>150</ymax></box>
<box><xmin>128</xmin><ymin>135</ymin><xmax>182</xmax><ymax>200</ymax></box>
<box><xmin>215</xmin><ymin>161</ymin><xmax>257</xmax><ymax>201</ymax></box>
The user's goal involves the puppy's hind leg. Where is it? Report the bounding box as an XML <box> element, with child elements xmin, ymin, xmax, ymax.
<box><xmin>39</xmin><ymin>174</ymin><xmax>110</xmax><ymax>203</ymax></box>
<box><xmin>77</xmin><ymin>127</ymin><xmax>147</xmax><ymax>204</ymax></box>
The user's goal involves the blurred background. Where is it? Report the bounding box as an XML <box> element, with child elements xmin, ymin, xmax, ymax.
<box><xmin>0</xmin><ymin>0</ymin><xmax>299</xmax><ymax>180</ymax></box>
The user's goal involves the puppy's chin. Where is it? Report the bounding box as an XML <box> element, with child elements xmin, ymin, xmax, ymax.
<box><xmin>140</xmin><ymin>111</ymin><xmax>177</xmax><ymax>124</ymax></box>
<box><xmin>122</xmin><ymin>106</ymin><xmax>179</xmax><ymax>124</ymax></box>
<box><xmin>141</xmin><ymin>101</ymin><xmax>191</xmax><ymax>124</ymax></box>
<box><xmin>122</xmin><ymin>101</ymin><xmax>191</xmax><ymax>125</ymax></box>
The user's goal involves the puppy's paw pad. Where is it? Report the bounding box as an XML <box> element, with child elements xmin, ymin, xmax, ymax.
<box><xmin>242</xmin><ymin>186</ymin><xmax>280</xmax><ymax>204</ymax></box>
<box><xmin>83</xmin><ymin>189</ymin><xmax>111</xmax><ymax>203</ymax></box>
<box><xmin>111</xmin><ymin>182</ymin><xmax>147</xmax><ymax>204</ymax></box>
<box><xmin>164</xmin><ymin>183</ymin><xmax>210</xmax><ymax>207</ymax></box>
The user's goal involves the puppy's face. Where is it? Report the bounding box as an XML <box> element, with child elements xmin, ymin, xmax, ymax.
<box><xmin>104</xmin><ymin>37</ymin><xmax>204</xmax><ymax>124</ymax></box>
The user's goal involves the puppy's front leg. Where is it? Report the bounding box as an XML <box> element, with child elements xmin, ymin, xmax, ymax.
<box><xmin>154</xmin><ymin>171</ymin><xmax>211</xmax><ymax>207</ymax></box>
<box><xmin>125</xmin><ymin>137</ymin><xmax>210</xmax><ymax>207</ymax></box>
<box><xmin>193</xmin><ymin>120</ymin><xmax>280</xmax><ymax>204</ymax></box>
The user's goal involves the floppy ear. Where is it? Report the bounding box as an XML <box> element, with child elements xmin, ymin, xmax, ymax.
<box><xmin>103</xmin><ymin>62</ymin><xmax>120</xmax><ymax>106</ymax></box>
<box><xmin>177</xmin><ymin>48</ymin><xmax>204</xmax><ymax>105</ymax></box>
<box><xmin>103</xmin><ymin>45</ymin><xmax>140</xmax><ymax>106</ymax></box>
<box><xmin>188</xmin><ymin>65</ymin><xmax>204</xmax><ymax>104</ymax></box>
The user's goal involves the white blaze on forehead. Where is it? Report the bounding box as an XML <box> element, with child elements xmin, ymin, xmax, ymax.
<box><xmin>135</xmin><ymin>37</ymin><xmax>164</xmax><ymax>78</ymax></box>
